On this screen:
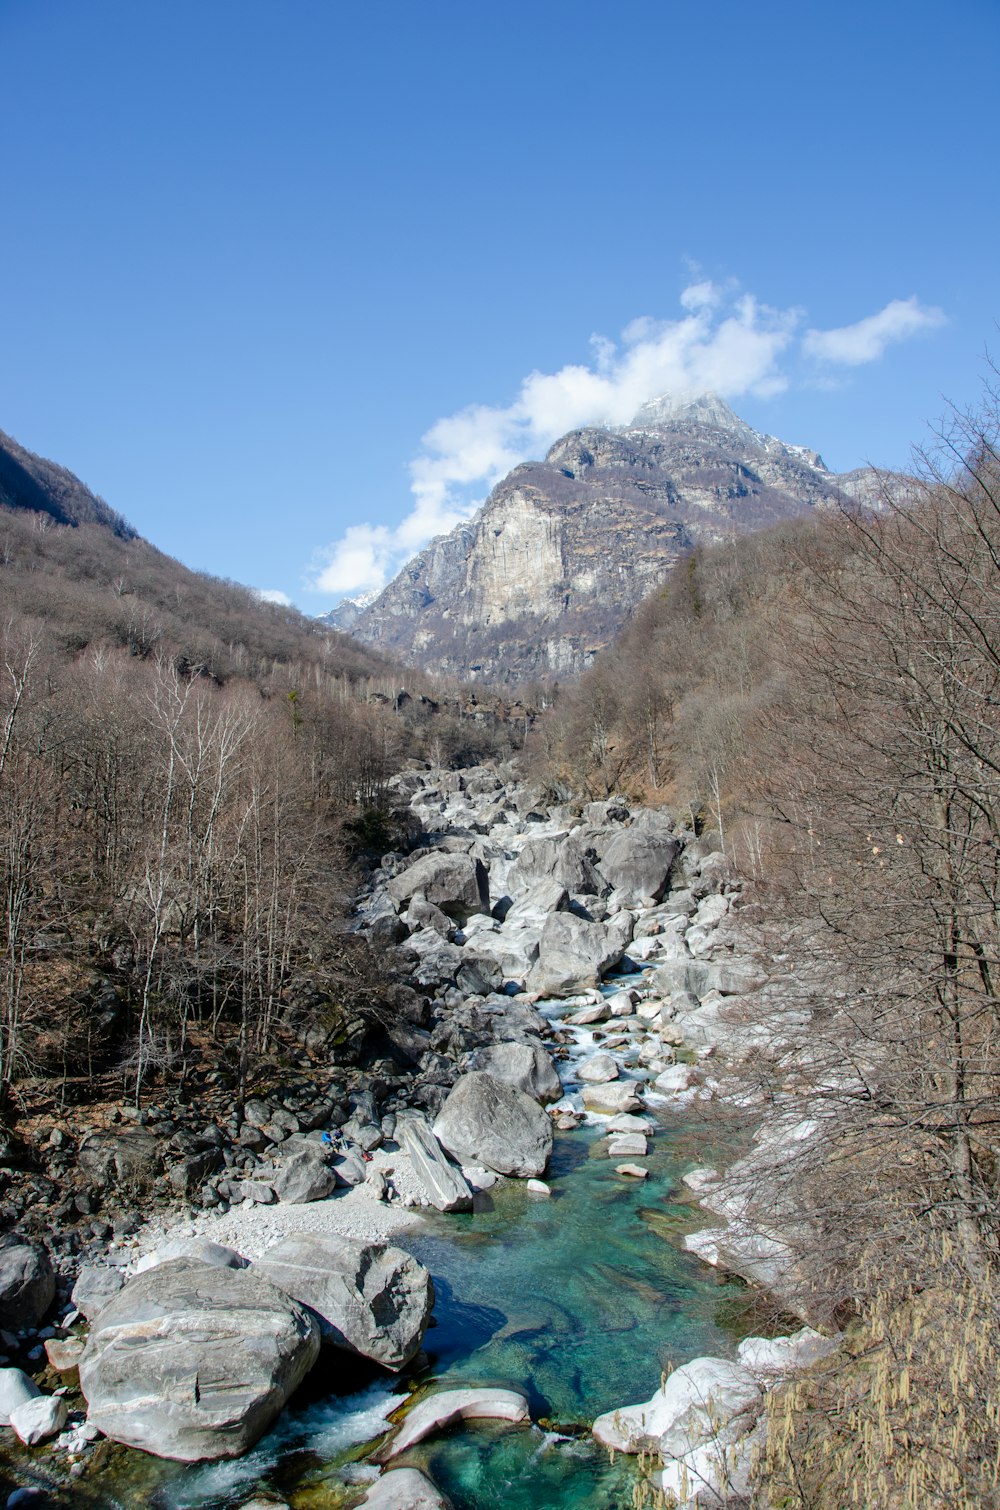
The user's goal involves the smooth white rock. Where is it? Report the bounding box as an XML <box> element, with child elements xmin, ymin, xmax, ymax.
<box><xmin>10</xmin><ymin>1393</ymin><xmax>68</xmax><ymax>1445</ymax></box>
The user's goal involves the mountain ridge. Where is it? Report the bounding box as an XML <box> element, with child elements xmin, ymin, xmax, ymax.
<box><xmin>322</xmin><ymin>394</ymin><xmax>900</xmax><ymax>683</ymax></box>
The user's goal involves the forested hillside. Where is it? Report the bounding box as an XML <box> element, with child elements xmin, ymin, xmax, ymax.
<box><xmin>533</xmin><ymin>395</ymin><xmax>1000</xmax><ymax>1507</ymax></box>
<box><xmin>0</xmin><ymin>453</ymin><xmax>528</xmax><ymax>1152</ymax></box>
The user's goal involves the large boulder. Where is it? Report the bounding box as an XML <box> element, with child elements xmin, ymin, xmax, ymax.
<box><xmin>592</xmin><ymin>1356</ymin><xmax>761</xmax><ymax>1456</ymax></box>
<box><xmin>78</xmin><ymin>1258</ymin><xmax>320</xmax><ymax>1461</ymax></box>
<box><xmin>135</xmin><ymin>1239</ymin><xmax>248</xmax><ymax>1275</ymax></box>
<box><xmin>271</xmin><ymin>1149</ymin><xmax>337</xmax><ymax>1205</ymax></box>
<box><xmin>501</xmin><ymin>880</ymin><xmax>569</xmax><ymax>926</ymax></box>
<box><xmin>433</xmin><ymin>1072</ymin><xmax>553</xmax><ymax>1177</ymax></box>
<box><xmin>468</xmin><ymin>1042</ymin><xmax>562</xmax><ymax>1104</ymax></box>
<box><xmin>597</xmin><ymin>829</ymin><xmax>680</xmax><ymax>906</ymax></box>
<box><xmin>77</xmin><ymin>1128</ymin><xmax>162</xmax><ymax>1188</ymax></box>
<box><xmin>507</xmin><ymin>835</ymin><xmax>601</xmax><ymax>897</ymax></box>
<box><xmin>526</xmin><ymin>914</ymin><xmax>627</xmax><ymax>997</ymax></box>
<box><xmin>396</xmin><ymin>1116</ymin><xmax>473</xmax><ymax>1212</ymax></box>
<box><xmin>71</xmin><ymin>1264</ymin><xmax>124</xmax><ymax>1320</ymax></box>
<box><xmin>254</xmin><ymin>1233</ymin><xmax>433</xmax><ymax>1371</ymax></box>
<box><xmin>388</xmin><ymin>853</ymin><xmax>489</xmax><ymax>920</ymax></box>
<box><xmin>0</xmin><ymin>1236</ymin><xmax>55</xmax><ymax>1329</ymax></box>
<box><xmin>403</xmin><ymin>927</ymin><xmax>465</xmax><ymax>988</ymax></box>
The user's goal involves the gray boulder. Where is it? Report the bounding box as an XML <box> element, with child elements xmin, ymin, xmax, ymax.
<box><xmin>597</xmin><ymin>828</ymin><xmax>679</xmax><ymax>905</ymax></box>
<box><xmin>271</xmin><ymin>1149</ymin><xmax>337</xmax><ymax>1205</ymax></box>
<box><xmin>526</xmin><ymin>913</ymin><xmax>627</xmax><ymax>997</ymax></box>
<box><xmin>507</xmin><ymin>834</ymin><xmax>602</xmax><ymax>896</ymax></box>
<box><xmin>404</xmin><ymin>927</ymin><xmax>465</xmax><ymax>988</ymax></box>
<box><xmin>78</xmin><ymin>1258</ymin><xmax>320</xmax><ymax>1461</ymax></box>
<box><xmin>388</xmin><ymin>853</ymin><xmax>488</xmax><ymax>920</ymax></box>
<box><xmin>0</xmin><ymin>1368</ymin><xmax>40</xmax><ymax>1425</ymax></box>
<box><xmin>77</xmin><ymin>1128</ymin><xmax>161</xmax><ymax>1187</ymax></box>
<box><xmin>254</xmin><ymin>1233</ymin><xmax>433</xmax><ymax>1371</ymax></box>
<box><xmin>578</xmin><ymin>1052</ymin><xmax>620</xmax><ymax>1084</ymax></box>
<box><xmin>0</xmin><ymin>1236</ymin><xmax>54</xmax><ymax>1329</ymax></box>
<box><xmin>468</xmin><ymin>1042</ymin><xmax>562</xmax><ymax>1104</ymax></box>
<box><xmin>135</xmin><ymin>1239</ymin><xmax>248</xmax><ymax>1274</ymax></box>
<box><xmin>433</xmin><ymin>1072</ymin><xmax>552</xmax><ymax>1177</ymax></box>
<box><xmin>396</xmin><ymin>1116</ymin><xmax>473</xmax><ymax>1212</ymax></box>
<box><xmin>71</xmin><ymin>1264</ymin><xmax>124</xmax><ymax>1320</ymax></box>
<box><xmin>501</xmin><ymin>880</ymin><xmax>569</xmax><ymax>925</ymax></box>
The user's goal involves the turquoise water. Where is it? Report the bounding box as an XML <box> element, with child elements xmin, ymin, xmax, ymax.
<box><xmin>393</xmin><ymin>1120</ymin><xmax>745</xmax><ymax>1510</ymax></box>
<box><xmin>46</xmin><ymin>1113</ymin><xmax>743</xmax><ymax>1510</ymax></box>
<box><xmin>14</xmin><ymin>974</ymin><xmax>749</xmax><ymax>1509</ymax></box>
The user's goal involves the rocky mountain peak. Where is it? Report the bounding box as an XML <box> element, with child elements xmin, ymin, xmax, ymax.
<box><xmin>626</xmin><ymin>390</ymin><xmax>749</xmax><ymax>436</ymax></box>
<box><xmin>328</xmin><ymin>398</ymin><xmax>894</xmax><ymax>685</ymax></box>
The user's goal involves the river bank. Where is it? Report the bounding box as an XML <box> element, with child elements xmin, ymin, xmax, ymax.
<box><xmin>1</xmin><ymin>762</ymin><xmax>838</xmax><ymax>1508</ymax></box>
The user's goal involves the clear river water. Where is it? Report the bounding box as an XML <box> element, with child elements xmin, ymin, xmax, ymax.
<box><xmin>19</xmin><ymin>987</ymin><xmax>750</xmax><ymax>1510</ymax></box>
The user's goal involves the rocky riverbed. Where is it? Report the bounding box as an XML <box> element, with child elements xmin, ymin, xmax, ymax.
<box><xmin>0</xmin><ymin>763</ymin><xmax>840</xmax><ymax>1508</ymax></box>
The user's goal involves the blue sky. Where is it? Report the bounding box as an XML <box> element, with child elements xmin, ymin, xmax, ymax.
<box><xmin>1</xmin><ymin>0</ymin><xmax>998</xmax><ymax>609</ymax></box>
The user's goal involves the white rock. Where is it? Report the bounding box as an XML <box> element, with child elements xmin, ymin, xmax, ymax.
<box><xmin>0</xmin><ymin>1367</ymin><xmax>40</xmax><ymax>1425</ymax></box>
<box><xmin>737</xmin><ymin>1327</ymin><xmax>839</xmax><ymax>1380</ymax></box>
<box><xmin>581</xmin><ymin>1082</ymin><xmax>643</xmax><ymax>1115</ymax></box>
<box><xmin>654</xmin><ymin>1063</ymin><xmax>699</xmax><ymax>1093</ymax></box>
<box><xmin>605</xmin><ymin>1114</ymin><xmax>654</xmax><ymax>1134</ymax></box>
<box><xmin>526</xmin><ymin>1179</ymin><xmax>551</xmax><ymax>1196</ymax></box>
<box><xmin>10</xmin><ymin>1392</ymin><xmax>68</xmax><ymax>1445</ymax></box>
<box><xmin>577</xmin><ymin>1053</ymin><xmax>620</xmax><ymax>1084</ymax></box>
<box><xmin>358</xmin><ymin>1467</ymin><xmax>452</xmax><ymax>1509</ymax></box>
<box><xmin>606</xmin><ymin>1134</ymin><xmax>648</xmax><ymax>1157</ymax></box>
<box><xmin>375</xmin><ymin>1387</ymin><xmax>530</xmax><ymax>1462</ymax></box>
<box><xmin>616</xmin><ymin>1164</ymin><xmax>649</xmax><ymax>1179</ymax></box>
<box><xmin>592</xmin><ymin>1356</ymin><xmax>761</xmax><ymax>1456</ymax></box>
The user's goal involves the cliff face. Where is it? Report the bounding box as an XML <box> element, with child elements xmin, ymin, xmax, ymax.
<box><xmin>331</xmin><ymin>395</ymin><xmax>887</xmax><ymax>684</ymax></box>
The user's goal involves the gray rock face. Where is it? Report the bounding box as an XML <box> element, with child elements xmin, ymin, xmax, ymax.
<box><xmin>253</xmin><ymin>1233</ymin><xmax>433</xmax><ymax>1371</ymax></box>
<box><xmin>468</xmin><ymin>1041</ymin><xmax>562</xmax><ymax>1104</ymax></box>
<box><xmin>526</xmin><ymin>913</ymin><xmax>627</xmax><ymax>996</ymax></box>
<box><xmin>71</xmin><ymin>1264</ymin><xmax>124</xmax><ymax>1320</ymax></box>
<box><xmin>433</xmin><ymin>1072</ymin><xmax>553</xmax><ymax>1177</ymax></box>
<box><xmin>597</xmin><ymin>829</ymin><xmax>680</xmax><ymax>905</ymax></box>
<box><xmin>396</xmin><ymin>1116</ymin><xmax>473</xmax><ymax>1212</ymax></box>
<box><xmin>508</xmin><ymin>835</ymin><xmax>600</xmax><ymax>896</ymax></box>
<box><xmin>271</xmin><ymin>1149</ymin><xmax>337</xmax><ymax>1205</ymax></box>
<box><xmin>359</xmin><ymin>1468</ymin><xmax>453</xmax><ymax>1510</ymax></box>
<box><xmin>0</xmin><ymin>1236</ymin><xmax>54</xmax><ymax>1329</ymax></box>
<box><xmin>78</xmin><ymin>1258</ymin><xmax>320</xmax><ymax>1461</ymax></box>
<box><xmin>404</xmin><ymin>927</ymin><xmax>465</xmax><ymax>988</ymax></box>
<box><xmin>375</xmin><ymin>1386</ymin><xmax>531</xmax><ymax>1462</ymax></box>
<box><xmin>338</xmin><ymin>396</ymin><xmax>876</xmax><ymax>684</ymax></box>
<box><xmin>388</xmin><ymin>853</ymin><xmax>488</xmax><ymax>920</ymax></box>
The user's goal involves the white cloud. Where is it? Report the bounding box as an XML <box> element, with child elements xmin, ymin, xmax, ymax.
<box><xmin>308</xmin><ymin>283</ymin><xmax>945</xmax><ymax>601</ymax></box>
<box><xmin>255</xmin><ymin>588</ymin><xmax>292</xmax><ymax>606</ymax></box>
<box><xmin>802</xmin><ymin>296</ymin><xmax>946</xmax><ymax>366</ymax></box>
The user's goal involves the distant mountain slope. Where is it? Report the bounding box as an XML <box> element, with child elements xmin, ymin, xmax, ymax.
<box><xmin>325</xmin><ymin>394</ymin><xmax>902</xmax><ymax>685</ymax></box>
<box><xmin>0</xmin><ymin>424</ymin><xmax>395</xmax><ymax>686</ymax></box>
<box><xmin>0</xmin><ymin>428</ymin><xmax>138</xmax><ymax>538</ymax></box>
